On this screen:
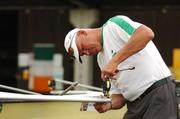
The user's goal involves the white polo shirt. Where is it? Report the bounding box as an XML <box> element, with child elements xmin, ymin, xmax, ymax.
<box><xmin>97</xmin><ymin>15</ymin><xmax>171</xmax><ymax>101</ymax></box>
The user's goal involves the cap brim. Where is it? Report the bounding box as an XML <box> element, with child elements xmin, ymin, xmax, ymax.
<box><xmin>71</xmin><ymin>33</ymin><xmax>82</xmax><ymax>63</ymax></box>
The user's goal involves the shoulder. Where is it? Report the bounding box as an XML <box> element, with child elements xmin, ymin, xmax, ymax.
<box><xmin>107</xmin><ymin>15</ymin><xmax>137</xmax><ymax>24</ymax></box>
<box><xmin>103</xmin><ymin>15</ymin><xmax>135</xmax><ymax>29</ymax></box>
<box><xmin>108</xmin><ymin>15</ymin><xmax>131</xmax><ymax>21</ymax></box>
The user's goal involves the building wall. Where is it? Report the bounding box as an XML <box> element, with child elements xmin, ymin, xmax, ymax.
<box><xmin>17</xmin><ymin>9</ymin><xmax>74</xmax><ymax>89</ymax></box>
<box><xmin>0</xmin><ymin>11</ymin><xmax>17</xmax><ymax>88</ymax></box>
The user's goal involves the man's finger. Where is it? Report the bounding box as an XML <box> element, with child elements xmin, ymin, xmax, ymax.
<box><xmin>115</xmin><ymin>69</ymin><xmax>119</xmax><ymax>73</ymax></box>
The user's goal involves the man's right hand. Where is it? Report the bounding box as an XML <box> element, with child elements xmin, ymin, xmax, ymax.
<box><xmin>94</xmin><ymin>102</ymin><xmax>112</xmax><ymax>113</ymax></box>
<box><xmin>94</xmin><ymin>94</ymin><xmax>126</xmax><ymax>113</ymax></box>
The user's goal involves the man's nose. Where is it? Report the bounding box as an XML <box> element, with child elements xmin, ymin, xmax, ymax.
<box><xmin>80</xmin><ymin>52</ymin><xmax>85</xmax><ymax>56</ymax></box>
<box><xmin>84</xmin><ymin>51</ymin><xmax>90</xmax><ymax>55</ymax></box>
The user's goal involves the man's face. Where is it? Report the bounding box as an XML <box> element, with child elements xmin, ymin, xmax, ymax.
<box><xmin>76</xmin><ymin>32</ymin><xmax>99</xmax><ymax>56</ymax></box>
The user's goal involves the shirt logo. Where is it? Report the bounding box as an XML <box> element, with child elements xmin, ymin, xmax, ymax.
<box><xmin>111</xmin><ymin>50</ymin><xmax>117</xmax><ymax>57</ymax></box>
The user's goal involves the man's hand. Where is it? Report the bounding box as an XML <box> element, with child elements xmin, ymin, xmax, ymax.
<box><xmin>101</xmin><ymin>60</ymin><xmax>119</xmax><ymax>81</ymax></box>
<box><xmin>94</xmin><ymin>94</ymin><xmax>126</xmax><ymax>113</ymax></box>
<box><xmin>94</xmin><ymin>102</ymin><xmax>112</xmax><ymax>113</ymax></box>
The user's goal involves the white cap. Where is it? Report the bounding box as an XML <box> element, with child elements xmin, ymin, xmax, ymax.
<box><xmin>64</xmin><ymin>28</ymin><xmax>82</xmax><ymax>63</ymax></box>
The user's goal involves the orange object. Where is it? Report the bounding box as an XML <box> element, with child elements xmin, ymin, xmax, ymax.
<box><xmin>173</xmin><ymin>48</ymin><xmax>180</xmax><ymax>68</ymax></box>
<box><xmin>22</xmin><ymin>69</ymin><xmax>29</xmax><ymax>80</ymax></box>
<box><xmin>33</xmin><ymin>76</ymin><xmax>53</xmax><ymax>93</ymax></box>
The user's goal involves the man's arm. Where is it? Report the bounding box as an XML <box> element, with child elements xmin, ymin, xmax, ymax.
<box><xmin>111</xmin><ymin>94</ymin><xmax>126</xmax><ymax>109</ymax></box>
<box><xmin>101</xmin><ymin>25</ymin><xmax>154</xmax><ymax>80</ymax></box>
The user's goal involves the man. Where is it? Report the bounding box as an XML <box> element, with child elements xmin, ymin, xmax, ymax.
<box><xmin>64</xmin><ymin>15</ymin><xmax>177</xmax><ymax>119</ymax></box>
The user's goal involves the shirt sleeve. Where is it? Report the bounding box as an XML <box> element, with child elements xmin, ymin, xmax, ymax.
<box><xmin>110</xmin><ymin>80</ymin><xmax>122</xmax><ymax>95</ymax></box>
<box><xmin>120</xmin><ymin>15</ymin><xmax>142</xmax><ymax>29</ymax></box>
<box><xmin>108</xmin><ymin>15</ymin><xmax>142</xmax><ymax>36</ymax></box>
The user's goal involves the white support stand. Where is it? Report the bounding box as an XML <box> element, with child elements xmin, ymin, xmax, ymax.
<box><xmin>69</xmin><ymin>8</ymin><xmax>99</xmax><ymax>90</ymax></box>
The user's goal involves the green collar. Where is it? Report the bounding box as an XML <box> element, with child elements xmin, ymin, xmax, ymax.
<box><xmin>100</xmin><ymin>27</ymin><xmax>104</xmax><ymax>48</ymax></box>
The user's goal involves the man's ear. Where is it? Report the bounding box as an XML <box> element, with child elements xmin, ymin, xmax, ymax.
<box><xmin>78</xmin><ymin>30</ymin><xmax>87</xmax><ymax>36</ymax></box>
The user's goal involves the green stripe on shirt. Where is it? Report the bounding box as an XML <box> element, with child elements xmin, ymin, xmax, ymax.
<box><xmin>109</xmin><ymin>16</ymin><xmax>135</xmax><ymax>36</ymax></box>
<box><xmin>101</xmin><ymin>27</ymin><xmax>104</xmax><ymax>48</ymax></box>
<box><xmin>101</xmin><ymin>23</ymin><xmax>108</xmax><ymax>49</ymax></box>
